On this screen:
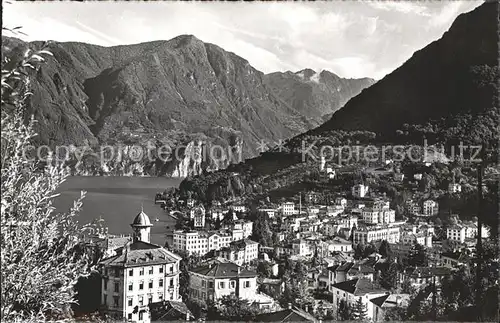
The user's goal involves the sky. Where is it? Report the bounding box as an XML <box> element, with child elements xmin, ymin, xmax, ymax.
<box><xmin>3</xmin><ymin>1</ymin><xmax>483</xmax><ymax>80</ymax></box>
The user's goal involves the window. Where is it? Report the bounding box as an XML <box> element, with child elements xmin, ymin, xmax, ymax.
<box><xmin>128</xmin><ymin>313</ymin><xmax>132</xmax><ymax>320</ymax></box>
<box><xmin>170</xmin><ymin>265</ymin><xmax>174</xmax><ymax>273</ymax></box>
<box><xmin>128</xmin><ymin>298</ymin><xmax>133</xmax><ymax>306</ymax></box>
<box><xmin>114</xmin><ymin>282</ymin><xmax>119</xmax><ymax>293</ymax></box>
<box><xmin>208</xmin><ymin>281</ymin><xmax>214</xmax><ymax>288</ymax></box>
<box><xmin>219</xmin><ymin>282</ymin><xmax>225</xmax><ymax>289</ymax></box>
<box><xmin>159</xmin><ymin>266</ymin><xmax>164</xmax><ymax>274</ymax></box>
<box><xmin>201</xmin><ymin>280</ymin><xmax>206</xmax><ymax>287</ymax></box>
<box><xmin>149</xmin><ymin>267</ymin><xmax>153</xmax><ymax>275</ymax></box>
<box><xmin>149</xmin><ymin>280</ymin><xmax>153</xmax><ymax>289</ymax></box>
<box><xmin>139</xmin><ymin>296</ymin><xmax>144</xmax><ymax>306</ymax></box>
<box><xmin>170</xmin><ymin>279</ymin><xmax>174</xmax><ymax>287</ymax></box>
<box><xmin>129</xmin><ymin>269</ymin><xmax>133</xmax><ymax>276</ymax></box>
<box><xmin>148</xmin><ymin>294</ymin><xmax>153</xmax><ymax>304</ymax></box>
<box><xmin>158</xmin><ymin>293</ymin><xmax>163</xmax><ymax>301</ymax></box>
<box><xmin>139</xmin><ymin>282</ymin><xmax>144</xmax><ymax>290</ymax></box>
<box><xmin>128</xmin><ymin>283</ymin><xmax>133</xmax><ymax>291</ymax></box>
<box><xmin>139</xmin><ymin>312</ymin><xmax>143</xmax><ymax>320</ymax></box>
<box><xmin>244</xmin><ymin>281</ymin><xmax>250</xmax><ymax>288</ymax></box>
<box><xmin>113</xmin><ymin>296</ymin><xmax>119</xmax><ymax>307</ymax></box>
<box><xmin>159</xmin><ymin>279</ymin><xmax>164</xmax><ymax>287</ymax></box>
<box><xmin>114</xmin><ymin>268</ymin><xmax>120</xmax><ymax>277</ymax></box>
<box><xmin>139</xmin><ymin>268</ymin><xmax>144</xmax><ymax>276</ymax></box>
<box><xmin>230</xmin><ymin>281</ymin><xmax>236</xmax><ymax>289</ymax></box>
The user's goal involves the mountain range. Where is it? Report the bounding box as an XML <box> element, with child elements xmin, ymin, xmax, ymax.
<box><xmin>2</xmin><ymin>35</ymin><xmax>374</xmax><ymax>176</ymax></box>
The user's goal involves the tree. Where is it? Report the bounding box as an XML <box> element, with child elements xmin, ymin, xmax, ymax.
<box><xmin>337</xmin><ymin>299</ymin><xmax>350</xmax><ymax>320</ymax></box>
<box><xmin>256</xmin><ymin>261</ymin><xmax>272</xmax><ymax>278</ymax></box>
<box><xmin>354</xmin><ymin>244</ymin><xmax>365</xmax><ymax>260</ymax></box>
<box><xmin>378</xmin><ymin>240</ymin><xmax>392</xmax><ymax>258</ymax></box>
<box><xmin>349</xmin><ymin>297</ymin><xmax>368</xmax><ymax>321</ymax></box>
<box><xmin>379</xmin><ymin>263</ymin><xmax>398</xmax><ymax>291</ymax></box>
<box><xmin>408</xmin><ymin>242</ymin><xmax>428</xmax><ymax>267</ymax></box>
<box><xmin>251</xmin><ymin>211</ymin><xmax>272</xmax><ymax>246</ymax></box>
<box><xmin>1</xmin><ymin>40</ymin><xmax>96</xmax><ymax>320</ymax></box>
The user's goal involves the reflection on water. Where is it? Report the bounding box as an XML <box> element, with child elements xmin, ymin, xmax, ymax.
<box><xmin>54</xmin><ymin>176</ymin><xmax>182</xmax><ymax>245</ymax></box>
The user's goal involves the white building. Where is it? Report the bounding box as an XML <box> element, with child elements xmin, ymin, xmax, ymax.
<box><xmin>422</xmin><ymin>200</ymin><xmax>438</xmax><ymax>216</ymax></box>
<box><xmin>232</xmin><ymin>205</ymin><xmax>247</xmax><ymax>213</ymax></box>
<box><xmin>99</xmin><ymin>210</ymin><xmax>182</xmax><ymax>323</ymax></box>
<box><xmin>448</xmin><ymin>183</ymin><xmax>462</xmax><ymax>194</ymax></box>
<box><xmin>446</xmin><ymin>225</ymin><xmax>466</xmax><ymax>243</ymax></box>
<box><xmin>332</xmin><ymin>278</ymin><xmax>389</xmax><ymax>321</ymax></box>
<box><xmin>282</xmin><ymin>202</ymin><xmax>296</xmax><ymax>216</ymax></box>
<box><xmin>400</xmin><ymin>232</ymin><xmax>433</xmax><ymax>248</ymax></box>
<box><xmin>189</xmin><ymin>261</ymin><xmax>258</xmax><ymax>302</ymax></box>
<box><xmin>352</xmin><ymin>184</ymin><xmax>369</xmax><ymax>198</ymax></box>
<box><xmin>219</xmin><ymin>239</ymin><xmax>259</xmax><ymax>266</ymax></box>
<box><xmin>258</xmin><ymin>208</ymin><xmax>277</xmax><ymax>218</ymax></box>
<box><xmin>335</xmin><ymin>197</ymin><xmax>348</xmax><ymax>207</ymax></box>
<box><xmin>172</xmin><ymin>230</ymin><xmax>237</xmax><ymax>256</ymax></box>
<box><xmin>394</xmin><ymin>173</ymin><xmax>405</xmax><ymax>181</ymax></box>
<box><xmin>353</xmin><ymin>226</ymin><xmax>400</xmax><ymax>244</ymax></box>
<box><xmin>362</xmin><ymin>208</ymin><xmax>395</xmax><ymax>225</ymax></box>
<box><xmin>414</xmin><ymin>174</ymin><xmax>423</xmax><ymax>181</ymax></box>
<box><xmin>193</xmin><ymin>207</ymin><xmax>206</xmax><ymax>228</ymax></box>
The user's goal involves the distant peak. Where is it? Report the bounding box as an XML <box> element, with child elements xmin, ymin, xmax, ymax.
<box><xmin>296</xmin><ymin>68</ymin><xmax>316</xmax><ymax>78</ymax></box>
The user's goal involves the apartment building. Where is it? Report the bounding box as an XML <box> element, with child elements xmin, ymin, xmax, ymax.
<box><xmin>353</xmin><ymin>226</ymin><xmax>400</xmax><ymax>244</ymax></box>
<box><xmin>352</xmin><ymin>184</ymin><xmax>369</xmax><ymax>198</ymax></box>
<box><xmin>99</xmin><ymin>210</ymin><xmax>182</xmax><ymax>323</ymax></box>
<box><xmin>422</xmin><ymin>200</ymin><xmax>439</xmax><ymax>216</ymax></box>
<box><xmin>219</xmin><ymin>239</ymin><xmax>259</xmax><ymax>265</ymax></box>
<box><xmin>172</xmin><ymin>230</ymin><xmax>237</xmax><ymax>256</ymax></box>
<box><xmin>446</xmin><ymin>225</ymin><xmax>466</xmax><ymax>243</ymax></box>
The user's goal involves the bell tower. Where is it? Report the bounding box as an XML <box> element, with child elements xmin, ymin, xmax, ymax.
<box><xmin>130</xmin><ymin>207</ymin><xmax>153</xmax><ymax>243</ymax></box>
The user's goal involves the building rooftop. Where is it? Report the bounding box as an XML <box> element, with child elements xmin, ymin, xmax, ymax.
<box><xmin>332</xmin><ymin>278</ymin><xmax>388</xmax><ymax>296</ymax></box>
<box><xmin>131</xmin><ymin>210</ymin><xmax>153</xmax><ymax>227</ymax></box>
<box><xmin>254</xmin><ymin>306</ymin><xmax>315</xmax><ymax>322</ymax></box>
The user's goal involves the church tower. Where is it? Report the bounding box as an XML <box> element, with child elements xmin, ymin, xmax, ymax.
<box><xmin>131</xmin><ymin>208</ymin><xmax>153</xmax><ymax>243</ymax></box>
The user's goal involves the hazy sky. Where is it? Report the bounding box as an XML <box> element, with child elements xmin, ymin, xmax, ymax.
<box><xmin>3</xmin><ymin>1</ymin><xmax>483</xmax><ymax>79</ymax></box>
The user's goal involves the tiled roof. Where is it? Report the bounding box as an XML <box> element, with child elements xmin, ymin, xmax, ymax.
<box><xmin>190</xmin><ymin>261</ymin><xmax>257</xmax><ymax>278</ymax></box>
<box><xmin>332</xmin><ymin>278</ymin><xmax>387</xmax><ymax>296</ymax></box>
<box><xmin>100</xmin><ymin>241</ymin><xmax>181</xmax><ymax>267</ymax></box>
<box><xmin>106</xmin><ymin>236</ymin><xmax>132</xmax><ymax>251</ymax></box>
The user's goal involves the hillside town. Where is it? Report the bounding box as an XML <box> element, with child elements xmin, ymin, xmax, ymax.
<box><xmin>82</xmin><ymin>154</ymin><xmax>495</xmax><ymax>323</ymax></box>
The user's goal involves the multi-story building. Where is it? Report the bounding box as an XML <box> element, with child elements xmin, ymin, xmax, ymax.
<box><xmin>422</xmin><ymin>200</ymin><xmax>438</xmax><ymax>216</ymax></box>
<box><xmin>352</xmin><ymin>184</ymin><xmax>369</xmax><ymax>198</ymax></box>
<box><xmin>291</xmin><ymin>239</ymin><xmax>314</xmax><ymax>257</ymax></box>
<box><xmin>400</xmin><ymin>232</ymin><xmax>432</xmax><ymax>248</ymax></box>
<box><xmin>99</xmin><ymin>210</ymin><xmax>182</xmax><ymax>323</ymax></box>
<box><xmin>219</xmin><ymin>239</ymin><xmax>259</xmax><ymax>265</ymax></box>
<box><xmin>335</xmin><ymin>197</ymin><xmax>348</xmax><ymax>207</ymax></box>
<box><xmin>281</xmin><ymin>202</ymin><xmax>296</xmax><ymax>216</ymax></box>
<box><xmin>353</xmin><ymin>226</ymin><xmax>400</xmax><ymax>245</ymax></box>
<box><xmin>232</xmin><ymin>205</ymin><xmax>247</xmax><ymax>213</ymax></box>
<box><xmin>193</xmin><ymin>207</ymin><xmax>206</xmax><ymax>229</ymax></box>
<box><xmin>189</xmin><ymin>261</ymin><xmax>258</xmax><ymax>302</ymax></box>
<box><xmin>446</xmin><ymin>225</ymin><xmax>466</xmax><ymax>243</ymax></box>
<box><xmin>172</xmin><ymin>230</ymin><xmax>238</xmax><ymax>256</ymax></box>
<box><xmin>362</xmin><ymin>209</ymin><xmax>395</xmax><ymax>225</ymax></box>
<box><xmin>230</xmin><ymin>220</ymin><xmax>253</xmax><ymax>239</ymax></box>
<box><xmin>258</xmin><ymin>208</ymin><xmax>277</xmax><ymax>218</ymax></box>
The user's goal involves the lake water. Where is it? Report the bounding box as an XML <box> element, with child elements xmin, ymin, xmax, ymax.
<box><xmin>54</xmin><ymin>176</ymin><xmax>183</xmax><ymax>246</ymax></box>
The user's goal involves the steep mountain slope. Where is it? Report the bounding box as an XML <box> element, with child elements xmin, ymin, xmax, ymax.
<box><xmin>2</xmin><ymin>35</ymin><xmax>373</xmax><ymax>176</ymax></box>
<box><xmin>313</xmin><ymin>1</ymin><xmax>499</xmax><ymax>145</ymax></box>
<box><xmin>264</xmin><ymin>69</ymin><xmax>375</xmax><ymax>125</ymax></box>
